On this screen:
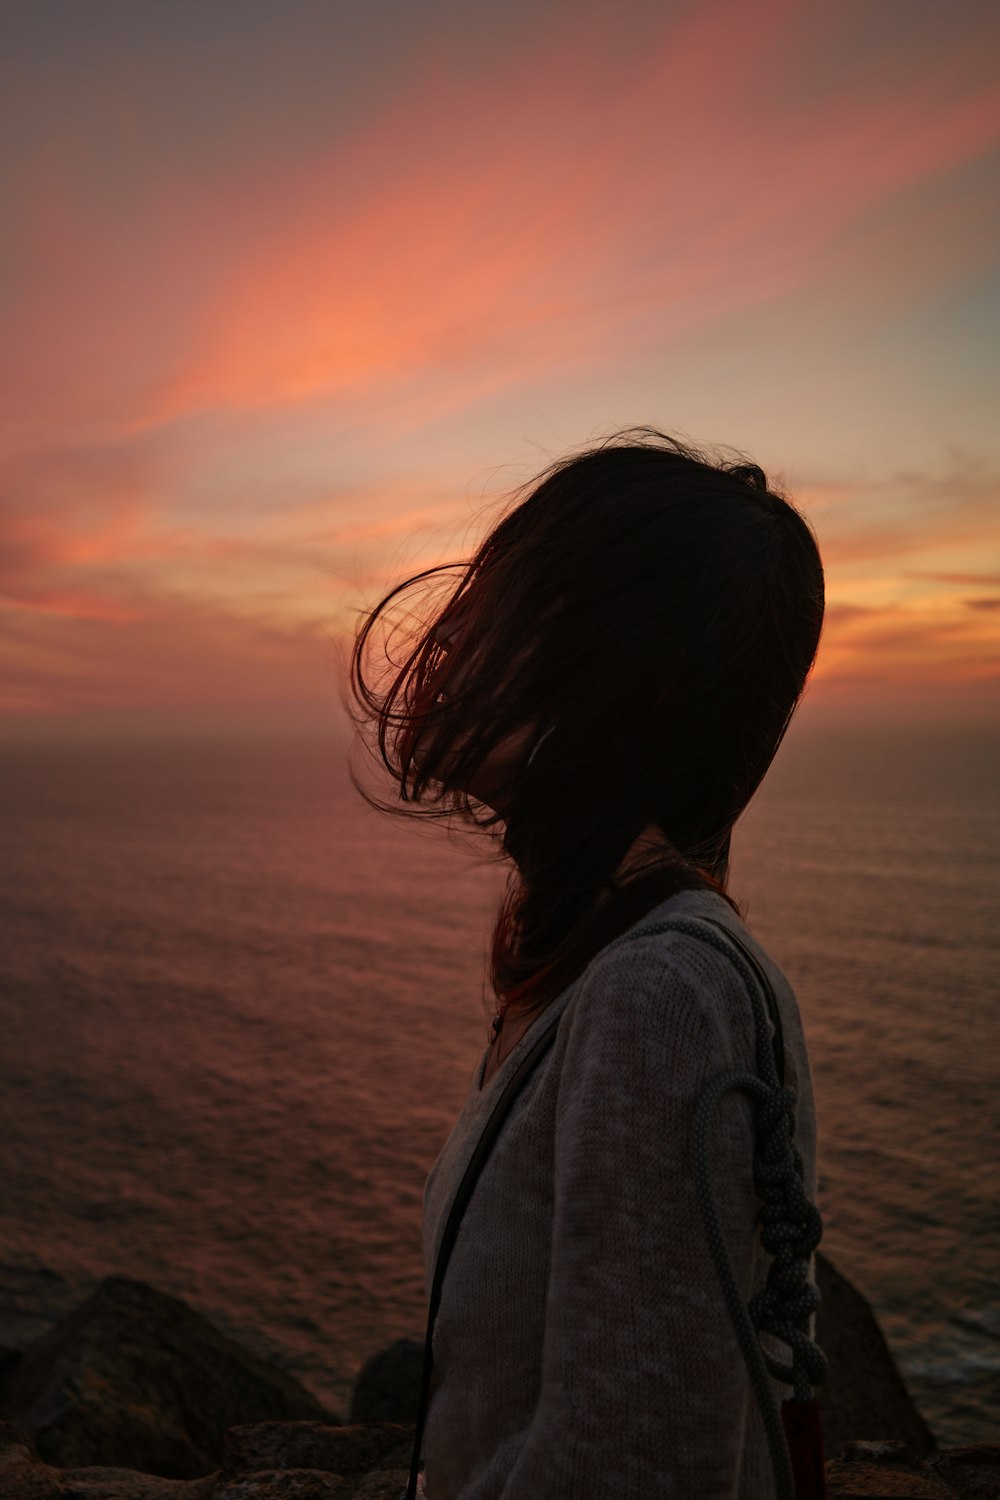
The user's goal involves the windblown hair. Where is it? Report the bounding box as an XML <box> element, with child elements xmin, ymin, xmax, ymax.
<box><xmin>350</xmin><ymin>429</ymin><xmax>824</xmax><ymax>1026</ymax></box>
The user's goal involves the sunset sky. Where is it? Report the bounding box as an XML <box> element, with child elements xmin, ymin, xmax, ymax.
<box><xmin>2</xmin><ymin>0</ymin><xmax>998</xmax><ymax>739</ymax></box>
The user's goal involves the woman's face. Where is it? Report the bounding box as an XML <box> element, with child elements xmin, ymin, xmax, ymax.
<box><xmin>413</xmin><ymin>599</ymin><xmax>540</xmax><ymax>816</ymax></box>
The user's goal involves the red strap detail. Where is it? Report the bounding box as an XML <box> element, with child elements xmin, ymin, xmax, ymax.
<box><xmin>781</xmin><ymin>1399</ymin><xmax>828</xmax><ymax>1500</ymax></box>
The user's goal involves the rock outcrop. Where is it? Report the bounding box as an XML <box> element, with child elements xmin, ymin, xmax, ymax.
<box><xmin>0</xmin><ymin>1253</ymin><xmax>989</xmax><ymax>1496</ymax></box>
<box><xmin>349</xmin><ymin>1341</ymin><xmax>423</xmax><ymax>1426</ymax></box>
<box><xmin>1</xmin><ymin>1420</ymin><xmax>999</xmax><ymax>1499</ymax></box>
<box><xmin>828</xmin><ymin>1439</ymin><xmax>1000</xmax><ymax>1498</ymax></box>
<box><xmin>0</xmin><ymin>1277</ymin><xmax>337</xmax><ymax>1478</ymax></box>
<box><xmin>814</xmin><ymin>1251</ymin><xmax>938</xmax><ymax>1459</ymax></box>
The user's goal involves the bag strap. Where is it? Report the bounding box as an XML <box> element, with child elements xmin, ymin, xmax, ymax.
<box><xmin>404</xmin><ymin>1016</ymin><xmax>561</xmax><ymax>1500</ymax></box>
<box><xmin>627</xmin><ymin>917</ymin><xmax>825</xmax><ymax>1500</ymax></box>
<box><xmin>403</xmin><ymin>913</ymin><xmax>787</xmax><ymax>1498</ymax></box>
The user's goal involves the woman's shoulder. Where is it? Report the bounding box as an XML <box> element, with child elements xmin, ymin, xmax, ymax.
<box><xmin>561</xmin><ymin>886</ymin><xmax>789</xmax><ymax>1072</ymax></box>
<box><xmin>586</xmin><ymin>886</ymin><xmax>761</xmax><ymax>987</ymax></box>
<box><xmin>551</xmin><ymin>885</ymin><xmax>818</xmax><ymax>1202</ymax></box>
<box><xmin>567</xmin><ymin>885</ymin><xmax>815</xmax><ymax>1129</ymax></box>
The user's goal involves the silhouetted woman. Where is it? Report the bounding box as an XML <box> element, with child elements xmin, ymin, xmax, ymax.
<box><xmin>351</xmin><ymin>430</ymin><xmax>827</xmax><ymax>1499</ymax></box>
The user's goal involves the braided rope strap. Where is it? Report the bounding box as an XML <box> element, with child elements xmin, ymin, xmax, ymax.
<box><xmin>615</xmin><ymin>918</ymin><xmax>829</xmax><ymax>1500</ymax></box>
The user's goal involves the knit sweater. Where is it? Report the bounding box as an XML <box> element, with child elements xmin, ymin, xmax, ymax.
<box><xmin>420</xmin><ymin>887</ymin><xmax>819</xmax><ymax>1499</ymax></box>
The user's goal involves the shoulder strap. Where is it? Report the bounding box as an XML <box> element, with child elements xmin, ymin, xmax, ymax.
<box><xmin>404</xmin><ymin>1018</ymin><xmax>561</xmax><ymax>1499</ymax></box>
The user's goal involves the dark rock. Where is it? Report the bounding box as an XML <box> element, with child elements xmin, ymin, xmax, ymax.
<box><xmin>222</xmin><ymin>1422</ymin><xmax>413</xmax><ymax>1478</ymax></box>
<box><xmin>5</xmin><ymin>1416</ymin><xmax>999</xmax><ymax>1500</ymax></box>
<box><xmin>348</xmin><ymin>1476</ymin><xmax>411</xmax><ymax>1500</ymax></box>
<box><xmin>841</xmin><ymin>1441</ymin><xmax>923</xmax><ymax>1469</ymax></box>
<box><xmin>0</xmin><ymin>1276</ymin><xmax>337</xmax><ymax>1480</ymax></box>
<box><xmin>825</xmin><ymin>1459</ymin><xmax>958</xmax><ymax>1496</ymax></box>
<box><xmin>926</xmin><ymin>1444</ymin><xmax>1000</xmax><ymax>1498</ymax></box>
<box><xmin>350</xmin><ymin>1340</ymin><xmax>423</xmax><ymax>1426</ymax></box>
<box><xmin>0</xmin><ymin>1420</ymin><xmax>62</xmax><ymax>1500</ymax></box>
<box><xmin>815</xmin><ymin>1250</ymin><xmax>939</xmax><ymax>1459</ymax></box>
<box><xmin>56</xmin><ymin>1465</ymin><xmax>215</xmax><ymax>1498</ymax></box>
<box><xmin>0</xmin><ymin>1251</ymin><xmax>981</xmax><ymax>1494</ymax></box>
<box><xmin>826</xmin><ymin>1442</ymin><xmax>1000</xmax><ymax>1498</ymax></box>
<box><xmin>0</xmin><ymin>1415</ymin><xmax>215</xmax><ymax>1500</ymax></box>
<box><xmin>209</xmin><ymin>1472</ymin><xmax>352</xmax><ymax>1499</ymax></box>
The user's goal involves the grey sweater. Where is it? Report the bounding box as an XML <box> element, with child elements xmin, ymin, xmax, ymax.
<box><xmin>421</xmin><ymin>887</ymin><xmax>819</xmax><ymax>1499</ymax></box>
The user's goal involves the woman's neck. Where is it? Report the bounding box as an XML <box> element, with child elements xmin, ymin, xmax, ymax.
<box><xmin>612</xmin><ymin>823</ymin><xmax>677</xmax><ymax>882</ymax></box>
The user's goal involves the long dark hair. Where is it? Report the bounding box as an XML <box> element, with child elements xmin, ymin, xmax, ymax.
<box><xmin>350</xmin><ymin>429</ymin><xmax>824</xmax><ymax>1025</ymax></box>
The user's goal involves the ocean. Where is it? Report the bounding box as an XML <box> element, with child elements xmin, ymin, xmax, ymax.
<box><xmin>1</xmin><ymin>722</ymin><xmax>997</xmax><ymax>1449</ymax></box>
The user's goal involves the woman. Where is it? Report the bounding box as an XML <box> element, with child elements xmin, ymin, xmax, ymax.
<box><xmin>351</xmin><ymin>429</ymin><xmax>827</xmax><ymax>1498</ymax></box>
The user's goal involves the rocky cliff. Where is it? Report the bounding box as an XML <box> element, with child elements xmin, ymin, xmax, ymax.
<box><xmin>2</xmin><ymin>1420</ymin><xmax>999</xmax><ymax>1499</ymax></box>
<box><xmin>0</xmin><ymin>1253</ymin><xmax>995</xmax><ymax>1499</ymax></box>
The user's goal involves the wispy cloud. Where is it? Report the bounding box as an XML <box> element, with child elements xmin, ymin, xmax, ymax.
<box><xmin>905</xmin><ymin>571</ymin><xmax>1000</xmax><ymax>587</ymax></box>
<box><xmin>3</xmin><ymin>0</ymin><xmax>998</xmax><ymax>446</ymax></box>
<box><xmin>792</xmin><ymin>452</ymin><xmax>1000</xmax><ymax>701</ymax></box>
<box><xmin>798</xmin><ymin>451</ymin><xmax>1000</xmax><ymax>570</ymax></box>
<box><xmin>2</xmin><ymin>0</ymin><xmax>997</xmax><ymax>729</ymax></box>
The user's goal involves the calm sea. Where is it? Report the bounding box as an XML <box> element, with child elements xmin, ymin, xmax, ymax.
<box><xmin>1</xmin><ymin>724</ymin><xmax>997</xmax><ymax>1448</ymax></box>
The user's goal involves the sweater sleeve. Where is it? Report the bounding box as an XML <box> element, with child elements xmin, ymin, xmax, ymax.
<box><xmin>498</xmin><ymin>931</ymin><xmax>763</xmax><ymax>1500</ymax></box>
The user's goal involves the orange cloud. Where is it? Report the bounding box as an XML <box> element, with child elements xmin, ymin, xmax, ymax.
<box><xmin>782</xmin><ymin>452</ymin><xmax>1000</xmax><ymax>708</ymax></box>
<box><xmin>149</xmin><ymin>26</ymin><xmax>998</xmax><ymax>433</ymax></box>
<box><xmin>0</xmin><ymin>424</ymin><xmax>478</xmax><ymax>688</ymax></box>
<box><xmin>3</xmin><ymin>427</ymin><xmax>998</xmax><ymax>728</ymax></box>
<box><xmin>2</xmin><ymin>1</ymin><xmax>998</xmax><ymax>731</ymax></box>
<box><xmin>4</xmin><ymin>0</ymin><xmax>998</xmax><ymax>445</ymax></box>
<box><xmin>0</xmin><ymin>590</ymin><xmax>140</xmax><ymax>624</ymax></box>
<box><xmin>0</xmin><ymin>587</ymin><xmax>339</xmax><ymax>731</ymax></box>
<box><xmin>817</xmin><ymin>605</ymin><xmax>999</xmax><ymax>689</ymax></box>
<box><xmin>796</xmin><ymin>452</ymin><xmax>1000</xmax><ymax>570</ymax></box>
<box><xmin>906</xmin><ymin>571</ymin><xmax>1000</xmax><ymax>587</ymax></box>
<box><xmin>0</xmin><ymin>445</ymin><xmax>153</xmax><ymax>573</ymax></box>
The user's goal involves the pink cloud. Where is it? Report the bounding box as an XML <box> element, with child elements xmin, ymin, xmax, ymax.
<box><xmin>0</xmin><ymin>445</ymin><xmax>155</xmax><ymax>575</ymax></box>
<box><xmin>0</xmin><ymin>589</ymin><xmax>140</xmax><ymax>624</ymax></box>
<box><xmin>796</xmin><ymin>453</ymin><xmax>1000</xmax><ymax>568</ymax></box>
<box><xmin>905</xmin><ymin>571</ymin><xmax>1000</xmax><ymax>587</ymax></box>
<box><xmin>1</xmin><ymin>588</ymin><xmax>338</xmax><ymax>727</ymax></box>
<box><xmin>2</xmin><ymin>0</ymin><xmax>998</xmax><ymax>728</ymax></box>
<box><xmin>2</xmin><ymin>0</ymin><xmax>997</xmax><ymax>443</ymax></box>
